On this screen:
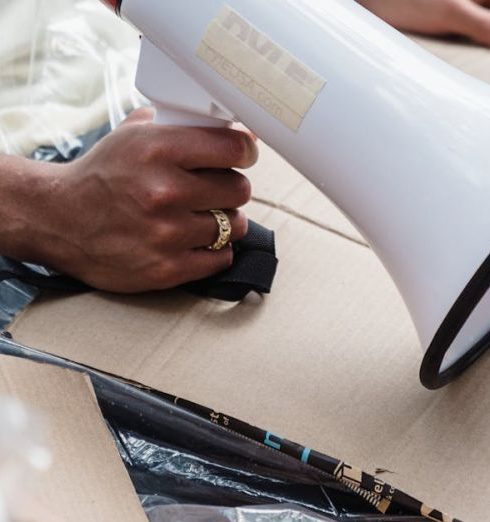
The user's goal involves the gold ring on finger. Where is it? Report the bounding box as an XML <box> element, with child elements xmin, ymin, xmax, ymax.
<box><xmin>207</xmin><ymin>209</ymin><xmax>232</xmax><ymax>251</ymax></box>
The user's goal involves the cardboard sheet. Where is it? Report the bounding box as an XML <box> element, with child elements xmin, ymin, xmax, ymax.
<box><xmin>8</xmin><ymin>199</ymin><xmax>490</xmax><ymax>521</ymax></box>
<box><xmin>8</xmin><ymin>36</ymin><xmax>490</xmax><ymax>522</ymax></box>
<box><xmin>0</xmin><ymin>356</ymin><xmax>146</xmax><ymax>522</ymax></box>
<box><xmin>415</xmin><ymin>35</ymin><xmax>490</xmax><ymax>83</ymax></box>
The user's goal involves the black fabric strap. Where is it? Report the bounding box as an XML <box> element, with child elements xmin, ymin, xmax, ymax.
<box><xmin>0</xmin><ymin>220</ymin><xmax>277</xmax><ymax>301</ymax></box>
<box><xmin>184</xmin><ymin>220</ymin><xmax>277</xmax><ymax>301</ymax></box>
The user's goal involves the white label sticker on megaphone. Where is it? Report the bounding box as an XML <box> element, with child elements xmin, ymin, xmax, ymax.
<box><xmin>197</xmin><ymin>6</ymin><xmax>326</xmax><ymax>131</ymax></box>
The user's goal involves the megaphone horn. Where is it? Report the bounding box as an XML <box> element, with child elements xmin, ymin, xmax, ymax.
<box><xmin>102</xmin><ymin>0</ymin><xmax>490</xmax><ymax>389</ymax></box>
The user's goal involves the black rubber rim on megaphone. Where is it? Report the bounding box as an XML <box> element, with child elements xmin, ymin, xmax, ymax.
<box><xmin>420</xmin><ymin>252</ymin><xmax>490</xmax><ymax>389</ymax></box>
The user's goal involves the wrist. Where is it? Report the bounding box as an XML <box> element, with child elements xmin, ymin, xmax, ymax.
<box><xmin>356</xmin><ymin>0</ymin><xmax>374</xmax><ymax>7</ymax></box>
<box><xmin>0</xmin><ymin>155</ymin><xmax>65</xmax><ymax>266</ymax></box>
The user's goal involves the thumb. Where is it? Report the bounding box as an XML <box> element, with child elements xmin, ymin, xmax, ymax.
<box><xmin>459</xmin><ymin>1</ymin><xmax>490</xmax><ymax>46</ymax></box>
<box><xmin>120</xmin><ymin>106</ymin><xmax>155</xmax><ymax>126</ymax></box>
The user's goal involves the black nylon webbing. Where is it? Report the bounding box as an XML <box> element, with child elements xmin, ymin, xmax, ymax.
<box><xmin>184</xmin><ymin>220</ymin><xmax>277</xmax><ymax>300</ymax></box>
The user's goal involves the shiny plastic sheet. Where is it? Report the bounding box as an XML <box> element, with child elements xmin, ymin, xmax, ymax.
<box><xmin>0</xmin><ymin>0</ymin><xmax>142</xmax><ymax>158</ymax></box>
<box><xmin>0</xmin><ymin>259</ymin><xmax>41</xmax><ymax>329</ymax></box>
<box><xmin>116</xmin><ymin>429</ymin><xmax>345</xmax><ymax>518</ymax></box>
<box><xmin>143</xmin><ymin>504</ymin><xmax>336</xmax><ymax>522</ymax></box>
<box><xmin>0</xmin><ymin>336</ymin><xmax>426</xmax><ymax>522</ymax></box>
<box><xmin>0</xmin><ymin>0</ymin><xmax>142</xmax><ymax>326</ymax></box>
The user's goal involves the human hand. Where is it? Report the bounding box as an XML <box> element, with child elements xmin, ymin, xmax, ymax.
<box><xmin>7</xmin><ymin>108</ymin><xmax>257</xmax><ymax>293</ymax></box>
<box><xmin>358</xmin><ymin>0</ymin><xmax>490</xmax><ymax>46</ymax></box>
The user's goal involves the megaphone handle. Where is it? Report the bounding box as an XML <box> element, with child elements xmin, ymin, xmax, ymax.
<box><xmin>153</xmin><ymin>104</ymin><xmax>231</xmax><ymax>129</ymax></box>
<box><xmin>136</xmin><ymin>37</ymin><xmax>233</xmax><ymax>129</ymax></box>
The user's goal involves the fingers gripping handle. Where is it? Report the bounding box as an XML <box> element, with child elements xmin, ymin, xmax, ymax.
<box><xmin>136</xmin><ymin>37</ymin><xmax>233</xmax><ymax>128</ymax></box>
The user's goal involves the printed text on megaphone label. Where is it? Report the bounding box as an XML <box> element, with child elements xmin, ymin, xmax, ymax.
<box><xmin>197</xmin><ymin>6</ymin><xmax>325</xmax><ymax>131</ymax></box>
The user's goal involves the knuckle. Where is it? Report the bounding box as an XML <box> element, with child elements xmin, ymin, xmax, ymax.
<box><xmin>140</xmin><ymin>184</ymin><xmax>178</xmax><ymax>212</ymax></box>
<box><xmin>158</xmin><ymin>221</ymin><xmax>184</xmax><ymax>248</ymax></box>
<box><xmin>142</xmin><ymin>189</ymin><xmax>165</xmax><ymax>212</ymax></box>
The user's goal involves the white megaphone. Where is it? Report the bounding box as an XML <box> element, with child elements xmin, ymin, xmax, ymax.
<box><xmin>101</xmin><ymin>0</ymin><xmax>490</xmax><ymax>389</ymax></box>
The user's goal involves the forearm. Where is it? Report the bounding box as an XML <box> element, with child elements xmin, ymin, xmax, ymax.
<box><xmin>0</xmin><ymin>154</ymin><xmax>60</xmax><ymax>263</ymax></box>
<box><xmin>355</xmin><ymin>0</ymin><xmax>447</xmax><ymax>33</ymax></box>
<box><xmin>355</xmin><ymin>0</ymin><xmax>490</xmax><ymax>45</ymax></box>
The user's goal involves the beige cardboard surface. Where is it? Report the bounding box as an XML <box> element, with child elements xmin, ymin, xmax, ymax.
<box><xmin>8</xmin><ymin>37</ymin><xmax>490</xmax><ymax>522</ymax></box>
<box><xmin>0</xmin><ymin>356</ymin><xmax>146</xmax><ymax>522</ymax></box>
<box><xmin>9</xmin><ymin>200</ymin><xmax>490</xmax><ymax>522</ymax></box>
<box><xmin>416</xmin><ymin>35</ymin><xmax>490</xmax><ymax>83</ymax></box>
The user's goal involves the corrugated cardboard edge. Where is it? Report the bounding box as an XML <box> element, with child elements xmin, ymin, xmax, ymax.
<box><xmin>0</xmin><ymin>355</ymin><xmax>147</xmax><ymax>522</ymax></box>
